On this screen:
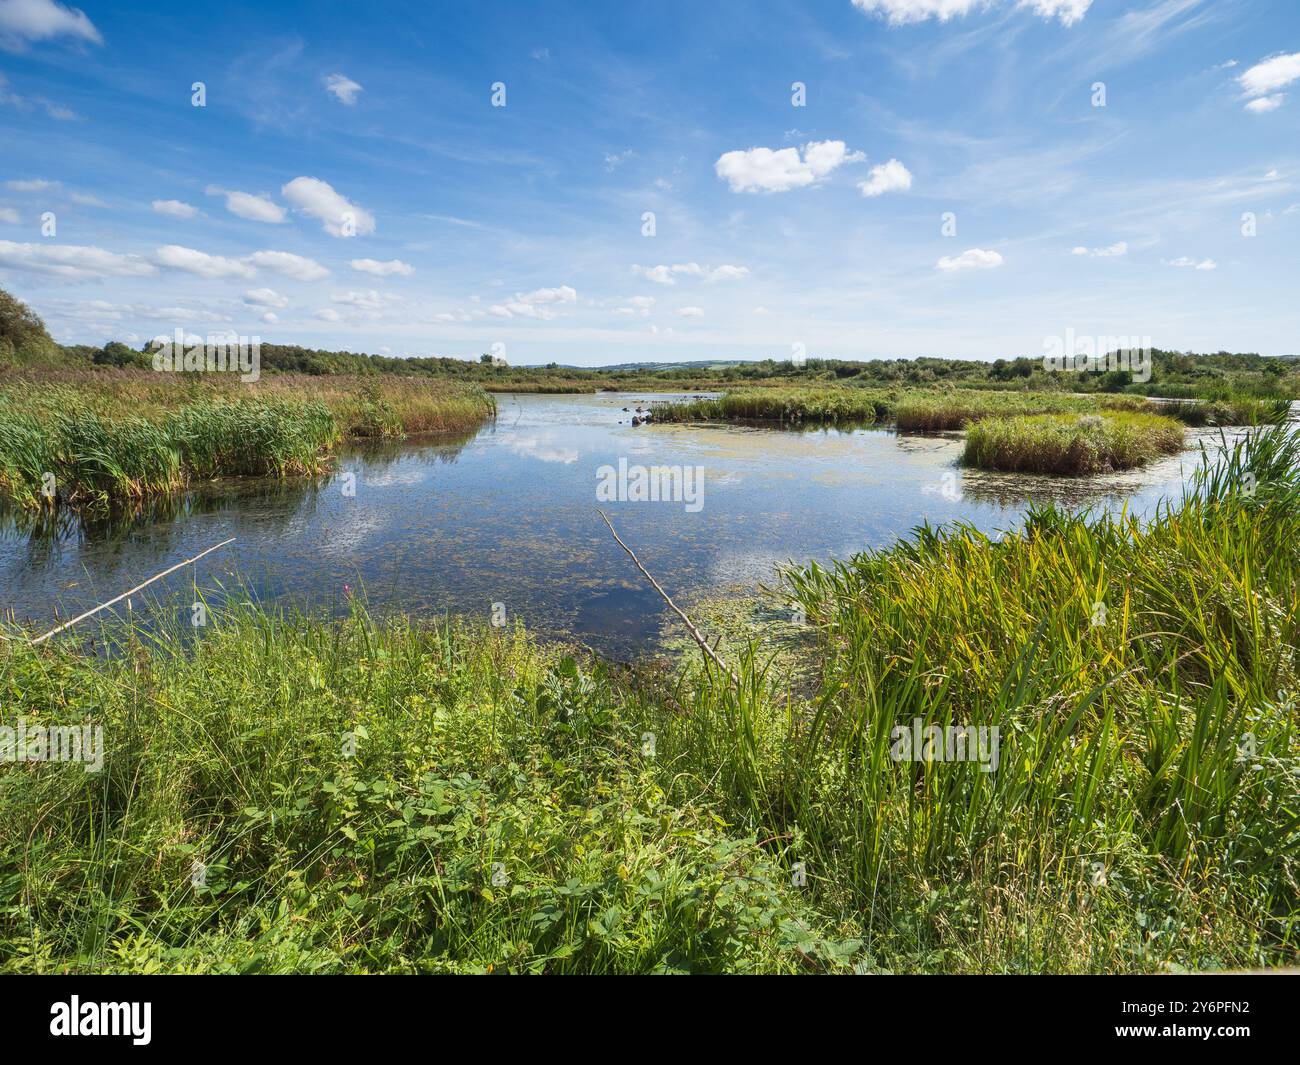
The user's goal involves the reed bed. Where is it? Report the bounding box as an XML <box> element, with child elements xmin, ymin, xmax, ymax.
<box><xmin>0</xmin><ymin>372</ymin><xmax>496</xmax><ymax>507</ymax></box>
<box><xmin>963</xmin><ymin>412</ymin><xmax>1186</xmax><ymax>474</ymax></box>
<box><xmin>651</xmin><ymin>387</ymin><xmax>888</xmax><ymax>425</ymax></box>
<box><xmin>654</xmin><ymin>386</ymin><xmax>1287</xmax><ymax>433</ymax></box>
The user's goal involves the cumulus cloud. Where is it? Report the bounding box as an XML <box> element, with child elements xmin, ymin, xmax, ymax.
<box><xmin>857</xmin><ymin>158</ymin><xmax>913</xmax><ymax>197</ymax></box>
<box><xmin>245</xmin><ymin>250</ymin><xmax>329</xmax><ymax>281</ymax></box>
<box><xmin>0</xmin><ymin>239</ymin><xmax>155</xmax><ymax>279</ymax></box>
<box><xmin>633</xmin><ymin>263</ymin><xmax>748</xmax><ymax>285</ymax></box>
<box><xmin>1167</xmin><ymin>256</ymin><xmax>1217</xmax><ymax>270</ymax></box>
<box><xmin>151</xmin><ymin>199</ymin><xmax>197</xmax><ymax>219</ymax></box>
<box><xmin>615</xmin><ymin>295</ymin><xmax>656</xmax><ymax>317</ymax></box>
<box><xmin>0</xmin><ymin>0</ymin><xmax>103</xmax><ymax>50</ymax></box>
<box><xmin>350</xmin><ymin>257</ymin><xmax>413</xmax><ymax>277</ymax></box>
<box><xmin>488</xmin><ymin>284</ymin><xmax>577</xmax><ymax>320</ymax></box>
<box><xmin>715</xmin><ymin>140</ymin><xmax>862</xmax><ymax>193</ymax></box>
<box><xmin>1245</xmin><ymin>95</ymin><xmax>1285</xmax><ymax>113</ymax></box>
<box><xmin>155</xmin><ymin>244</ymin><xmax>256</xmax><ymax>279</ymax></box>
<box><xmin>315</xmin><ymin>307</ymin><xmax>342</xmax><ymax>322</ymax></box>
<box><xmin>206</xmin><ymin>185</ymin><xmax>287</xmax><ymax>224</ymax></box>
<box><xmin>282</xmin><ymin>176</ymin><xmax>375</xmax><ymax>237</ymax></box>
<box><xmin>243</xmin><ymin>288</ymin><xmax>288</xmax><ymax>309</ymax></box>
<box><xmin>1071</xmin><ymin>241</ymin><xmax>1127</xmax><ymax>257</ymax></box>
<box><xmin>323</xmin><ymin>73</ymin><xmax>362</xmax><ymax>105</ymax></box>
<box><xmin>678</xmin><ymin>306</ymin><xmax>704</xmax><ymax>318</ymax></box>
<box><xmin>850</xmin><ymin>0</ymin><xmax>1090</xmax><ymax>25</ymax></box>
<box><xmin>1239</xmin><ymin>52</ymin><xmax>1300</xmax><ymax>97</ymax></box>
<box><xmin>936</xmin><ymin>248</ymin><xmax>1004</xmax><ymax>272</ymax></box>
<box><xmin>0</xmin><ymin>207</ymin><xmax>18</xmax><ymax>224</ymax></box>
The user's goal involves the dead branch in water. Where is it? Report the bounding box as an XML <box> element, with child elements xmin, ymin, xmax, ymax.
<box><xmin>596</xmin><ymin>509</ymin><xmax>739</xmax><ymax>687</ymax></box>
<box><xmin>20</xmin><ymin>538</ymin><xmax>237</xmax><ymax>646</ymax></box>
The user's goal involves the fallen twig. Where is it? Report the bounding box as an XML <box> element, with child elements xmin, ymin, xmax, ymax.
<box><xmin>596</xmin><ymin>509</ymin><xmax>739</xmax><ymax>687</ymax></box>
<box><xmin>23</xmin><ymin>537</ymin><xmax>236</xmax><ymax>646</ymax></box>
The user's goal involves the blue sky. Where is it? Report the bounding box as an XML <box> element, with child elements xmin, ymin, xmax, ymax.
<box><xmin>1</xmin><ymin>0</ymin><xmax>1298</xmax><ymax>366</ymax></box>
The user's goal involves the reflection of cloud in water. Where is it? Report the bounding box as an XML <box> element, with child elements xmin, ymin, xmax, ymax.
<box><xmin>315</xmin><ymin>510</ymin><xmax>392</xmax><ymax>559</ymax></box>
<box><xmin>362</xmin><ymin>468</ymin><xmax>428</xmax><ymax>488</ymax></box>
<box><xmin>501</xmin><ymin>435</ymin><xmax>579</xmax><ymax>464</ymax></box>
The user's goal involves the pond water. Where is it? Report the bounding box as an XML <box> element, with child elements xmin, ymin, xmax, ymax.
<box><xmin>0</xmin><ymin>392</ymin><xmax>1247</xmax><ymax>657</ymax></box>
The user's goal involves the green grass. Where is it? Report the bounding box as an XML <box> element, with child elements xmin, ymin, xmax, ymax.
<box><xmin>653</xmin><ymin>386</ymin><xmax>1289</xmax><ymax>433</ymax></box>
<box><xmin>963</xmin><ymin>412</ymin><xmax>1186</xmax><ymax>475</ymax></box>
<box><xmin>0</xmin><ymin>391</ymin><xmax>338</xmax><ymax>508</ymax></box>
<box><xmin>0</xmin><ymin>373</ymin><xmax>496</xmax><ymax>508</ymax></box>
<box><xmin>650</xmin><ymin>386</ymin><xmax>888</xmax><ymax>425</ymax></box>
<box><xmin>0</xmin><ymin>607</ymin><xmax>853</xmax><ymax>974</ymax></box>
<box><xmin>1</xmin><ymin>428</ymin><xmax>1296</xmax><ymax>972</ymax></box>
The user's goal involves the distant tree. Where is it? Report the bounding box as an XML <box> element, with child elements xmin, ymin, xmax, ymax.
<box><xmin>0</xmin><ymin>286</ymin><xmax>60</xmax><ymax>366</ymax></box>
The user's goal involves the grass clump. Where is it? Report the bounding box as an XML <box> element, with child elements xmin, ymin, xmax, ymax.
<box><xmin>652</xmin><ymin>386</ymin><xmax>886</xmax><ymax>426</ymax></box>
<box><xmin>963</xmin><ymin>412</ymin><xmax>1186</xmax><ymax>475</ymax></box>
<box><xmin>0</xmin><ymin>372</ymin><xmax>497</xmax><ymax>507</ymax></box>
<box><xmin>0</xmin><ymin>389</ymin><xmax>337</xmax><ymax>508</ymax></box>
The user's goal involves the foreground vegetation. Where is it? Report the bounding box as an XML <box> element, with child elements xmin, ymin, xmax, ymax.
<box><xmin>963</xmin><ymin>412</ymin><xmax>1186</xmax><ymax>475</ymax></box>
<box><xmin>1</xmin><ymin>428</ymin><xmax>1296</xmax><ymax>973</ymax></box>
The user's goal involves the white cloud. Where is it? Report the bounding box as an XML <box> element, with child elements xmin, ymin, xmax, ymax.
<box><xmin>1239</xmin><ymin>52</ymin><xmax>1300</xmax><ymax>98</ymax></box>
<box><xmin>1167</xmin><ymin>257</ymin><xmax>1217</xmax><ymax>270</ymax></box>
<box><xmin>323</xmin><ymin>73</ymin><xmax>362</xmax><ymax>105</ymax></box>
<box><xmin>604</xmin><ymin>149</ymin><xmax>636</xmax><ymax>170</ymax></box>
<box><xmin>707</xmin><ymin>264</ymin><xmax>750</xmax><ymax>281</ymax></box>
<box><xmin>152</xmin><ymin>199</ymin><xmax>197</xmax><ymax>219</ymax></box>
<box><xmin>1245</xmin><ymin>94</ymin><xmax>1285</xmax><ymax>114</ymax></box>
<box><xmin>68</xmin><ymin>191</ymin><xmax>103</xmax><ymax>207</ymax></box>
<box><xmin>0</xmin><ymin>239</ymin><xmax>155</xmax><ymax>279</ymax></box>
<box><xmin>1072</xmin><ymin>241</ymin><xmax>1127</xmax><ymax>257</ymax></box>
<box><xmin>678</xmin><ymin>306</ymin><xmax>704</xmax><ymax>318</ymax></box>
<box><xmin>4</xmin><ymin>178</ymin><xmax>53</xmax><ymax>192</ymax></box>
<box><xmin>850</xmin><ymin>0</ymin><xmax>1090</xmax><ymax>25</ymax></box>
<box><xmin>261</xmin><ymin>312</ymin><xmax>278</xmax><ymax>324</ymax></box>
<box><xmin>350</xmin><ymin>257</ymin><xmax>414</xmax><ymax>277</ymax></box>
<box><xmin>488</xmin><ymin>284</ymin><xmax>577</xmax><ymax>320</ymax></box>
<box><xmin>715</xmin><ymin>140</ymin><xmax>863</xmax><ymax>193</ymax></box>
<box><xmin>857</xmin><ymin>158</ymin><xmax>913</xmax><ymax>197</ymax></box>
<box><xmin>0</xmin><ymin>0</ymin><xmax>103</xmax><ymax>50</ymax></box>
<box><xmin>936</xmin><ymin>248</ymin><xmax>1004</xmax><ymax>272</ymax></box>
<box><xmin>633</xmin><ymin>263</ymin><xmax>748</xmax><ymax>285</ymax></box>
<box><xmin>1016</xmin><ymin>0</ymin><xmax>1090</xmax><ymax>25</ymax></box>
<box><xmin>332</xmin><ymin>289</ymin><xmax>392</xmax><ymax>312</ymax></box>
<box><xmin>0</xmin><ymin>70</ymin><xmax>78</xmax><ymax>118</ymax></box>
<box><xmin>246</xmin><ymin>250</ymin><xmax>330</xmax><ymax>281</ymax></box>
<box><xmin>616</xmin><ymin>295</ymin><xmax>656</xmax><ymax>317</ymax></box>
<box><xmin>243</xmin><ymin>287</ymin><xmax>288</xmax><ymax>309</ymax></box>
<box><xmin>206</xmin><ymin>185</ymin><xmax>287</xmax><ymax>224</ymax></box>
<box><xmin>282</xmin><ymin>176</ymin><xmax>375</xmax><ymax>237</ymax></box>
<box><xmin>315</xmin><ymin>307</ymin><xmax>342</xmax><ymax>322</ymax></box>
<box><xmin>155</xmin><ymin>244</ymin><xmax>257</xmax><ymax>279</ymax></box>
<box><xmin>0</xmin><ymin>207</ymin><xmax>18</xmax><ymax>224</ymax></box>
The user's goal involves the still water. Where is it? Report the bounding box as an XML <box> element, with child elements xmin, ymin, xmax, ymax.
<box><xmin>0</xmin><ymin>392</ymin><xmax>1242</xmax><ymax>656</ymax></box>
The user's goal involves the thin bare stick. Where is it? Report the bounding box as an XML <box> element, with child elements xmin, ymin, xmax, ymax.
<box><xmin>596</xmin><ymin>509</ymin><xmax>739</xmax><ymax>687</ymax></box>
<box><xmin>27</xmin><ymin>537</ymin><xmax>236</xmax><ymax>646</ymax></box>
